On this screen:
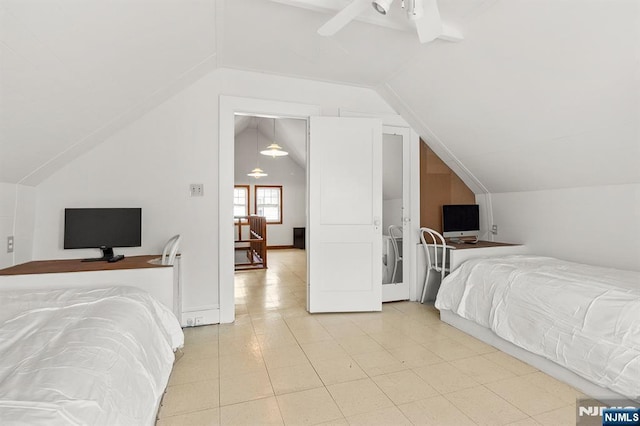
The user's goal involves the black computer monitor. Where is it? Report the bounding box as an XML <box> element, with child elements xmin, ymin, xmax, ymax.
<box><xmin>64</xmin><ymin>208</ymin><xmax>142</xmax><ymax>262</ymax></box>
<box><xmin>442</xmin><ymin>204</ymin><xmax>480</xmax><ymax>240</ymax></box>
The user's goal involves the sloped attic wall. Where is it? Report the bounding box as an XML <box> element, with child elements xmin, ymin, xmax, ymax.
<box><xmin>31</xmin><ymin>68</ymin><xmax>397</xmax><ymax>320</ymax></box>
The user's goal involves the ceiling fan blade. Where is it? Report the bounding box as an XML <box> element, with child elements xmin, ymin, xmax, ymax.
<box><xmin>412</xmin><ymin>0</ymin><xmax>443</xmax><ymax>43</ymax></box>
<box><xmin>317</xmin><ymin>0</ymin><xmax>371</xmax><ymax>36</ymax></box>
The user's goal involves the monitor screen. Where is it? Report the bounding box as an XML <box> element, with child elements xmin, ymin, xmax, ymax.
<box><xmin>64</xmin><ymin>208</ymin><xmax>142</xmax><ymax>250</ymax></box>
<box><xmin>442</xmin><ymin>204</ymin><xmax>480</xmax><ymax>238</ymax></box>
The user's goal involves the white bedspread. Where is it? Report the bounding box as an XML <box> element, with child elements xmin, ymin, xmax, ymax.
<box><xmin>435</xmin><ymin>255</ymin><xmax>640</xmax><ymax>401</ymax></box>
<box><xmin>0</xmin><ymin>286</ymin><xmax>184</xmax><ymax>425</ymax></box>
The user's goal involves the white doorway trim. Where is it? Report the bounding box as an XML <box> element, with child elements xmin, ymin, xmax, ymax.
<box><xmin>219</xmin><ymin>96</ymin><xmax>321</xmax><ymax>323</ymax></box>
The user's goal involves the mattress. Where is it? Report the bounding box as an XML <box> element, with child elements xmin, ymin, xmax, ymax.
<box><xmin>0</xmin><ymin>286</ymin><xmax>184</xmax><ymax>425</ymax></box>
<box><xmin>435</xmin><ymin>255</ymin><xmax>640</xmax><ymax>401</ymax></box>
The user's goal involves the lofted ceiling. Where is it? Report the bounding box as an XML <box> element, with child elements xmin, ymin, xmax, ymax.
<box><xmin>234</xmin><ymin>115</ymin><xmax>307</xmax><ymax>169</ymax></box>
<box><xmin>1</xmin><ymin>0</ymin><xmax>638</xmax><ymax>193</ymax></box>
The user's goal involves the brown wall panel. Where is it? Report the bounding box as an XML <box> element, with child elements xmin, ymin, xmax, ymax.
<box><xmin>420</xmin><ymin>140</ymin><xmax>475</xmax><ymax>232</ymax></box>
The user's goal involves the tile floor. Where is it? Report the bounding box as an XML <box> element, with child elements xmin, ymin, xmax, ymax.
<box><xmin>157</xmin><ymin>249</ymin><xmax>581</xmax><ymax>425</ymax></box>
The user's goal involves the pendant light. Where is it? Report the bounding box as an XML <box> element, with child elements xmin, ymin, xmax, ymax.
<box><xmin>260</xmin><ymin>118</ymin><xmax>288</xmax><ymax>157</ymax></box>
<box><xmin>248</xmin><ymin>125</ymin><xmax>268</xmax><ymax>179</ymax></box>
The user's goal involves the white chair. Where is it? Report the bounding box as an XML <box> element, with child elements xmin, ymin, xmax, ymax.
<box><xmin>388</xmin><ymin>225</ymin><xmax>403</xmax><ymax>283</ymax></box>
<box><xmin>419</xmin><ymin>228</ymin><xmax>448</xmax><ymax>304</ymax></box>
<box><xmin>161</xmin><ymin>234</ymin><xmax>181</xmax><ymax>266</ymax></box>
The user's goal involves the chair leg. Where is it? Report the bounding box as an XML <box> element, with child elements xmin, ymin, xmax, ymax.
<box><xmin>420</xmin><ymin>269</ymin><xmax>431</xmax><ymax>304</ymax></box>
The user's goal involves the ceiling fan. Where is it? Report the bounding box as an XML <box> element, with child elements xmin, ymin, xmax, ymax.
<box><xmin>317</xmin><ymin>0</ymin><xmax>463</xmax><ymax>44</ymax></box>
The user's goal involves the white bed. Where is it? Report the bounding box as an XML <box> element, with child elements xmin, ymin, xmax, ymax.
<box><xmin>435</xmin><ymin>255</ymin><xmax>640</xmax><ymax>403</ymax></box>
<box><xmin>0</xmin><ymin>286</ymin><xmax>184</xmax><ymax>425</ymax></box>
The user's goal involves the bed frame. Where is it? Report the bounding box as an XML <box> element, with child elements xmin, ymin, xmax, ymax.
<box><xmin>440</xmin><ymin>309</ymin><xmax>637</xmax><ymax>405</ymax></box>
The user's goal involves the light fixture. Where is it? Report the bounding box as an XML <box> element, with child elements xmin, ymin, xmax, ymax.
<box><xmin>260</xmin><ymin>119</ymin><xmax>288</xmax><ymax>157</ymax></box>
<box><xmin>247</xmin><ymin>167</ymin><xmax>268</xmax><ymax>178</ymax></box>
<box><xmin>247</xmin><ymin>124</ymin><xmax>268</xmax><ymax>179</ymax></box>
<box><xmin>372</xmin><ymin>0</ymin><xmax>394</xmax><ymax>15</ymax></box>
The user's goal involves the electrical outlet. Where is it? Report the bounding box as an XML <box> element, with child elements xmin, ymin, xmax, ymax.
<box><xmin>7</xmin><ymin>236</ymin><xmax>14</xmax><ymax>253</ymax></box>
<box><xmin>491</xmin><ymin>224</ymin><xmax>498</xmax><ymax>235</ymax></box>
<box><xmin>190</xmin><ymin>184</ymin><xmax>204</xmax><ymax>197</ymax></box>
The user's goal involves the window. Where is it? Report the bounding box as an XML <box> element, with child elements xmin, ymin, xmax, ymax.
<box><xmin>234</xmin><ymin>185</ymin><xmax>249</xmax><ymax>218</ymax></box>
<box><xmin>255</xmin><ymin>185</ymin><xmax>282</xmax><ymax>224</ymax></box>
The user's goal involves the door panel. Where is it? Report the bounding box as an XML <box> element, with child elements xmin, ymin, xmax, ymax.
<box><xmin>308</xmin><ymin>117</ymin><xmax>382</xmax><ymax>313</ymax></box>
<box><xmin>382</xmin><ymin>129</ymin><xmax>411</xmax><ymax>302</ymax></box>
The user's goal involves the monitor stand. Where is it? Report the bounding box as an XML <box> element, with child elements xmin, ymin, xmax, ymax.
<box><xmin>82</xmin><ymin>247</ymin><xmax>124</xmax><ymax>263</ymax></box>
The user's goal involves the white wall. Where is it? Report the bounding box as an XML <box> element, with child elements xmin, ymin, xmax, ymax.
<box><xmin>234</xmin><ymin>127</ymin><xmax>305</xmax><ymax>246</ymax></box>
<box><xmin>490</xmin><ymin>183</ymin><xmax>640</xmax><ymax>272</ymax></box>
<box><xmin>31</xmin><ymin>67</ymin><xmax>397</xmax><ymax>317</ymax></box>
<box><xmin>0</xmin><ymin>183</ymin><xmax>36</xmax><ymax>269</ymax></box>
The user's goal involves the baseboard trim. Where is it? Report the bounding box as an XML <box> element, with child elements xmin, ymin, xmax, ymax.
<box><xmin>181</xmin><ymin>307</ymin><xmax>220</xmax><ymax>327</ymax></box>
<box><xmin>267</xmin><ymin>245</ymin><xmax>296</xmax><ymax>250</ymax></box>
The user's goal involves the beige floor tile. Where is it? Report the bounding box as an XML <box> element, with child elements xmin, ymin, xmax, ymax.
<box><xmin>268</xmin><ymin>362</ymin><xmax>324</xmax><ymax>395</ymax></box>
<box><xmin>486</xmin><ymin>376</ymin><xmax>568</xmax><ymax>416</ymax></box>
<box><xmin>413</xmin><ymin>362</ymin><xmax>479</xmax><ymax>394</ymax></box>
<box><xmin>456</xmin><ymin>337</ymin><xmax>498</xmax><ymax>355</ymax></box>
<box><xmin>180</xmin><ymin>341</ymin><xmax>219</xmax><ymax>360</ymax></box>
<box><xmin>323</xmin><ymin>322</ymin><xmax>366</xmax><ymax>339</ymax></box>
<box><xmin>352</xmin><ymin>350</ymin><xmax>408</xmax><ymax>377</ymax></box>
<box><xmin>445</xmin><ymin>386</ymin><xmax>529</xmax><ymax>425</ymax></box>
<box><xmin>506</xmin><ymin>418</ymin><xmax>541</xmax><ymax>425</ymax></box>
<box><xmin>183</xmin><ymin>325</ymin><xmax>218</xmax><ymax>343</ymax></box>
<box><xmin>368</xmin><ymin>331</ymin><xmax>418</xmax><ymax>350</ymax></box>
<box><xmin>219</xmin><ymin>396</ymin><xmax>284</xmax><ymax>425</ymax></box>
<box><xmin>251</xmin><ymin>318</ymin><xmax>290</xmax><ymax>335</ymax></box>
<box><xmin>261</xmin><ymin>344</ymin><xmax>309</xmax><ymax>370</ymax></box>
<box><xmin>291</xmin><ymin>326</ymin><xmax>334</xmax><ymax>344</ymax></box>
<box><xmin>482</xmin><ymin>351</ymin><xmax>538</xmax><ymax>376</ymax></box>
<box><xmin>156</xmin><ymin>408</ymin><xmax>220</xmax><ymax>426</ymax></box>
<box><xmin>398</xmin><ymin>395</ymin><xmax>476</xmax><ymax>426</ymax></box>
<box><xmin>219</xmin><ymin>351</ymin><xmax>266</xmax><ymax>378</ymax></box>
<box><xmin>169</xmin><ymin>356</ymin><xmax>218</xmax><ymax>386</ymax></box>
<box><xmin>256</xmin><ymin>330</ymin><xmax>299</xmax><ymax>350</ymax></box>
<box><xmin>284</xmin><ymin>316</ymin><xmax>322</xmax><ymax>330</ymax></box>
<box><xmin>311</xmin><ymin>354</ymin><xmax>368</xmax><ymax>385</ymax></box>
<box><xmin>450</xmin><ymin>355</ymin><xmax>516</xmax><ymax>384</ymax></box>
<box><xmin>387</xmin><ymin>343</ymin><xmax>444</xmax><ymax>368</ymax></box>
<box><xmin>522</xmin><ymin>372</ymin><xmax>585</xmax><ymax>405</ymax></box>
<box><xmin>300</xmin><ymin>340</ymin><xmax>348</xmax><ymax>362</ymax></box>
<box><xmin>346</xmin><ymin>406</ymin><xmax>413</xmax><ymax>426</ymax></box>
<box><xmin>372</xmin><ymin>370</ymin><xmax>438</xmax><ymax>405</ymax></box>
<box><xmin>218</xmin><ymin>335</ymin><xmax>262</xmax><ymax>356</ymax></box>
<box><xmin>159</xmin><ymin>380</ymin><xmax>220</xmax><ymax>418</ymax></box>
<box><xmin>335</xmin><ymin>335</ymin><xmax>384</xmax><ymax>355</ymax></box>
<box><xmin>316</xmin><ymin>418</ymin><xmax>349</xmax><ymax>426</ymax></box>
<box><xmin>276</xmin><ymin>387</ymin><xmax>344</xmax><ymax>425</ymax></box>
<box><xmin>327</xmin><ymin>378</ymin><xmax>394</xmax><ymax>417</ymax></box>
<box><xmin>409</xmin><ymin>325</ymin><xmax>453</xmax><ymax>346</ymax></box>
<box><xmin>219</xmin><ymin>369</ymin><xmax>274</xmax><ymax>406</ymax></box>
<box><xmin>533</xmin><ymin>405</ymin><xmax>576</xmax><ymax>426</ymax></box>
<box><xmin>423</xmin><ymin>337</ymin><xmax>478</xmax><ymax>361</ymax></box>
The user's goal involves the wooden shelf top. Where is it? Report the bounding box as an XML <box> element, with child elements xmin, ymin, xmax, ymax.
<box><xmin>447</xmin><ymin>240</ymin><xmax>521</xmax><ymax>250</ymax></box>
<box><xmin>0</xmin><ymin>255</ymin><xmax>169</xmax><ymax>276</ymax></box>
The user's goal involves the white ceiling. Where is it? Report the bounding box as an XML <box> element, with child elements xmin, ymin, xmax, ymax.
<box><xmin>1</xmin><ymin>0</ymin><xmax>638</xmax><ymax>193</ymax></box>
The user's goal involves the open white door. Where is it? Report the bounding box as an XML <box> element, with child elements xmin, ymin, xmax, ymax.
<box><xmin>308</xmin><ymin>117</ymin><xmax>382</xmax><ymax>313</ymax></box>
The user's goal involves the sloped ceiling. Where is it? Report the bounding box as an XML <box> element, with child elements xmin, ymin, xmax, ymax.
<box><xmin>1</xmin><ymin>0</ymin><xmax>638</xmax><ymax>193</ymax></box>
<box><xmin>234</xmin><ymin>115</ymin><xmax>307</xmax><ymax>170</ymax></box>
